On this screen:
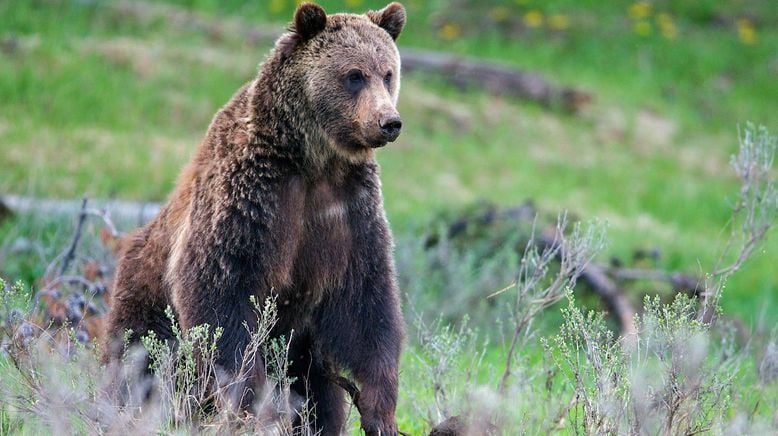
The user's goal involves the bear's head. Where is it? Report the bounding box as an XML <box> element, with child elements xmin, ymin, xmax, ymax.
<box><xmin>275</xmin><ymin>2</ymin><xmax>406</xmax><ymax>163</ymax></box>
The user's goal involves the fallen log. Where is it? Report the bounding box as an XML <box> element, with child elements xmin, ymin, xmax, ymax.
<box><xmin>609</xmin><ymin>266</ymin><xmax>704</xmax><ymax>297</ymax></box>
<box><xmin>0</xmin><ymin>195</ymin><xmax>160</xmax><ymax>227</ymax></box>
<box><xmin>580</xmin><ymin>265</ymin><xmax>638</xmax><ymax>336</ymax></box>
<box><xmin>400</xmin><ymin>48</ymin><xmax>592</xmax><ymax>112</ymax></box>
<box><xmin>435</xmin><ymin>202</ymin><xmax>711</xmax><ymax>336</ymax></box>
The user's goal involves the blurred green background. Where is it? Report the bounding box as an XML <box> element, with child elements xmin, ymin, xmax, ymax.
<box><xmin>0</xmin><ymin>0</ymin><xmax>776</xmax><ymax>323</ymax></box>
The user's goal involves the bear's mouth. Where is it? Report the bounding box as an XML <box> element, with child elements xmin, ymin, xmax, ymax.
<box><xmin>330</xmin><ymin>126</ymin><xmax>388</xmax><ymax>152</ymax></box>
<box><xmin>356</xmin><ymin>132</ymin><xmax>388</xmax><ymax>149</ymax></box>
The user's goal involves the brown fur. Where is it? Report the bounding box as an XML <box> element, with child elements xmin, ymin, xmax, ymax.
<box><xmin>104</xmin><ymin>3</ymin><xmax>407</xmax><ymax>435</ymax></box>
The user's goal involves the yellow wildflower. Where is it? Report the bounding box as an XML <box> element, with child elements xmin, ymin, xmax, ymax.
<box><xmin>633</xmin><ymin>20</ymin><xmax>652</xmax><ymax>37</ymax></box>
<box><xmin>439</xmin><ymin>23</ymin><xmax>461</xmax><ymax>41</ymax></box>
<box><xmin>523</xmin><ymin>10</ymin><xmax>544</xmax><ymax>28</ymax></box>
<box><xmin>548</xmin><ymin>14</ymin><xmax>570</xmax><ymax>30</ymax></box>
<box><xmin>628</xmin><ymin>2</ymin><xmax>651</xmax><ymax>20</ymax></box>
<box><xmin>737</xmin><ymin>19</ymin><xmax>757</xmax><ymax>45</ymax></box>
<box><xmin>491</xmin><ymin>6</ymin><xmax>510</xmax><ymax>23</ymax></box>
<box><xmin>345</xmin><ymin>0</ymin><xmax>363</xmax><ymax>7</ymax></box>
<box><xmin>657</xmin><ymin>13</ymin><xmax>677</xmax><ymax>39</ymax></box>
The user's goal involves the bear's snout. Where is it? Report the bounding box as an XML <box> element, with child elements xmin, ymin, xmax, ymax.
<box><xmin>379</xmin><ymin>114</ymin><xmax>402</xmax><ymax>143</ymax></box>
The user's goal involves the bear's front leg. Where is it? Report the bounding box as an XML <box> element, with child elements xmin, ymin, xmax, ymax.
<box><xmin>169</xmin><ymin>171</ymin><xmax>303</xmax><ymax>411</ymax></box>
<box><xmin>170</xmin><ymin>201</ymin><xmax>282</xmax><ymax>410</ymax></box>
<box><xmin>173</xmin><ymin>254</ymin><xmax>270</xmax><ymax>410</ymax></box>
<box><xmin>314</xmin><ymin>218</ymin><xmax>404</xmax><ymax>435</ymax></box>
<box><xmin>316</xmin><ymin>290</ymin><xmax>402</xmax><ymax>435</ymax></box>
<box><xmin>357</xmin><ymin>367</ymin><xmax>400</xmax><ymax>436</ymax></box>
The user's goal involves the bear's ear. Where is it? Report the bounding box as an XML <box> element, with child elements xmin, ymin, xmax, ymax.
<box><xmin>292</xmin><ymin>3</ymin><xmax>327</xmax><ymax>41</ymax></box>
<box><xmin>367</xmin><ymin>2</ymin><xmax>406</xmax><ymax>41</ymax></box>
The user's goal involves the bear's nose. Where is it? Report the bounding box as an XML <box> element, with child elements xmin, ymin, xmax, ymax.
<box><xmin>379</xmin><ymin>116</ymin><xmax>402</xmax><ymax>142</ymax></box>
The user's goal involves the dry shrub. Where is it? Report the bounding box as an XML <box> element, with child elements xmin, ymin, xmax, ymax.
<box><xmin>406</xmin><ymin>125</ymin><xmax>778</xmax><ymax>435</ymax></box>
<box><xmin>0</xmin><ymin>283</ymin><xmax>314</xmax><ymax>435</ymax></box>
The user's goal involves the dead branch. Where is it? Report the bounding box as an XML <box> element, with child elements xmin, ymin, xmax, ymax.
<box><xmin>700</xmin><ymin>125</ymin><xmax>777</xmax><ymax>323</ymax></box>
<box><xmin>38</xmin><ymin>275</ymin><xmax>101</xmax><ymax>296</ymax></box>
<box><xmin>84</xmin><ymin>206</ymin><xmax>121</xmax><ymax>239</ymax></box>
<box><xmin>58</xmin><ymin>198</ymin><xmax>89</xmax><ymax>277</ymax></box>
<box><xmin>498</xmin><ymin>217</ymin><xmax>566</xmax><ymax>393</ymax></box>
<box><xmin>9</xmin><ymin>197</ymin><xmax>119</xmax><ymax>339</ymax></box>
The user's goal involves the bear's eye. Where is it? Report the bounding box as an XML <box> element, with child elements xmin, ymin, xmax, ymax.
<box><xmin>384</xmin><ymin>72</ymin><xmax>392</xmax><ymax>89</ymax></box>
<box><xmin>346</xmin><ymin>70</ymin><xmax>365</xmax><ymax>93</ymax></box>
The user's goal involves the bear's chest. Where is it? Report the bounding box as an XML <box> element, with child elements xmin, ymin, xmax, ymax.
<box><xmin>290</xmin><ymin>181</ymin><xmax>352</xmax><ymax>296</ymax></box>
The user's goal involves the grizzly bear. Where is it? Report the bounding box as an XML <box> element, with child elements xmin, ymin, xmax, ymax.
<box><xmin>104</xmin><ymin>2</ymin><xmax>406</xmax><ymax>435</ymax></box>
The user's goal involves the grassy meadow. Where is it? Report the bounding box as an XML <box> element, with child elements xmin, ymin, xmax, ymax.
<box><xmin>1</xmin><ymin>0</ymin><xmax>777</xmax><ymax>434</ymax></box>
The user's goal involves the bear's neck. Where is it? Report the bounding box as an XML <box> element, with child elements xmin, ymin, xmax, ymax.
<box><xmin>248</xmin><ymin>57</ymin><xmax>344</xmax><ymax>178</ymax></box>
